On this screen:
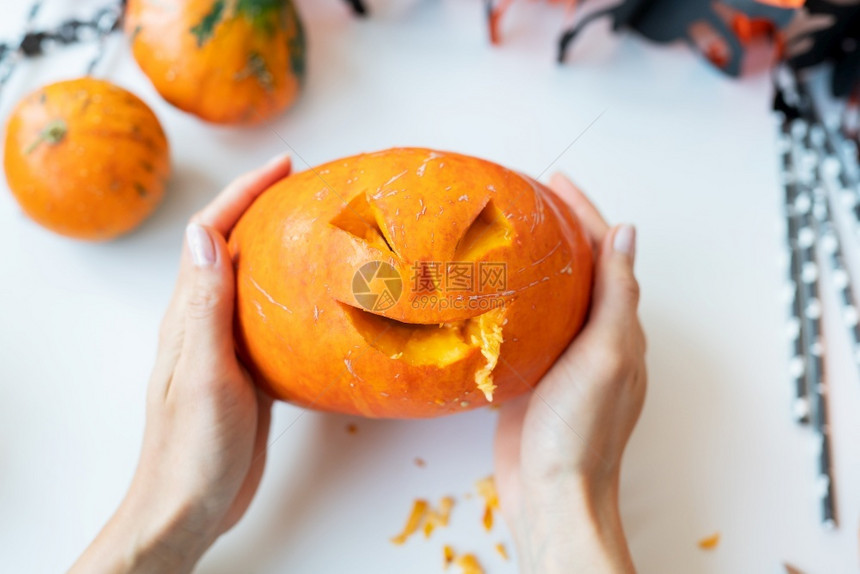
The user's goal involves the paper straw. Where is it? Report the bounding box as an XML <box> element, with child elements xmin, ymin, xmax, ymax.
<box><xmin>791</xmin><ymin>117</ymin><xmax>838</xmax><ymax>529</ymax></box>
<box><xmin>777</xmin><ymin>117</ymin><xmax>811</xmax><ymax>423</ymax></box>
<box><xmin>808</xmin><ymin>124</ymin><xmax>860</xmax><ymax>376</ymax></box>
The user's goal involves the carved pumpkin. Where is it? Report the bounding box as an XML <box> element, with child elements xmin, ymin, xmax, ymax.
<box><xmin>229</xmin><ymin>148</ymin><xmax>593</xmax><ymax>418</ymax></box>
<box><xmin>3</xmin><ymin>78</ymin><xmax>170</xmax><ymax>241</ymax></box>
<box><xmin>126</xmin><ymin>0</ymin><xmax>306</xmax><ymax>124</ymax></box>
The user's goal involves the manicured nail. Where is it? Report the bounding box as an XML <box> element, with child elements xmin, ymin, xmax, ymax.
<box><xmin>613</xmin><ymin>224</ymin><xmax>636</xmax><ymax>259</ymax></box>
<box><xmin>265</xmin><ymin>152</ymin><xmax>290</xmax><ymax>168</ymax></box>
<box><xmin>550</xmin><ymin>172</ymin><xmax>571</xmax><ymax>187</ymax></box>
<box><xmin>186</xmin><ymin>222</ymin><xmax>215</xmax><ymax>267</ymax></box>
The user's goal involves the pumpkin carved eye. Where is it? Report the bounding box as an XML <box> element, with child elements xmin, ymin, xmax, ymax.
<box><xmin>454</xmin><ymin>199</ymin><xmax>513</xmax><ymax>261</ymax></box>
<box><xmin>330</xmin><ymin>191</ymin><xmax>396</xmax><ymax>254</ymax></box>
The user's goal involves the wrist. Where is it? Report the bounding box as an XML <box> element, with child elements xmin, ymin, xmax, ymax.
<box><xmin>513</xmin><ymin>472</ymin><xmax>634</xmax><ymax>574</ymax></box>
<box><xmin>123</xmin><ymin>487</ymin><xmax>218</xmax><ymax>571</ymax></box>
<box><xmin>70</xmin><ymin>482</ymin><xmax>219</xmax><ymax>574</ymax></box>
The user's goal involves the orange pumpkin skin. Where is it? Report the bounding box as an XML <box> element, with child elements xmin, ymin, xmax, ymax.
<box><xmin>3</xmin><ymin>78</ymin><xmax>170</xmax><ymax>241</ymax></box>
<box><xmin>229</xmin><ymin>148</ymin><xmax>593</xmax><ymax>418</ymax></box>
<box><xmin>126</xmin><ymin>0</ymin><xmax>306</xmax><ymax>125</ymax></box>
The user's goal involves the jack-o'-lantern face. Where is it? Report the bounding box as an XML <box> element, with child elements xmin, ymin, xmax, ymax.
<box><xmin>228</xmin><ymin>148</ymin><xmax>593</xmax><ymax>418</ymax></box>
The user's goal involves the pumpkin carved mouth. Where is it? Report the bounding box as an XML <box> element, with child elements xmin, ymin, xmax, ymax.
<box><xmin>340</xmin><ymin>303</ymin><xmax>506</xmax><ymax>401</ymax></box>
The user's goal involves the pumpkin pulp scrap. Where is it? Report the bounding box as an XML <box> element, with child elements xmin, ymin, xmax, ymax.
<box><xmin>342</xmin><ymin>305</ymin><xmax>506</xmax><ymax>401</ymax></box>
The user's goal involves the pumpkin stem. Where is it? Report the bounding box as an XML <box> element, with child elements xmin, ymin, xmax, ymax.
<box><xmin>25</xmin><ymin>119</ymin><xmax>68</xmax><ymax>155</ymax></box>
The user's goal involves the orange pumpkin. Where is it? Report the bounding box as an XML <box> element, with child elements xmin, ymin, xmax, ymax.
<box><xmin>3</xmin><ymin>78</ymin><xmax>170</xmax><ymax>241</ymax></box>
<box><xmin>229</xmin><ymin>148</ymin><xmax>593</xmax><ymax>418</ymax></box>
<box><xmin>126</xmin><ymin>0</ymin><xmax>306</xmax><ymax>124</ymax></box>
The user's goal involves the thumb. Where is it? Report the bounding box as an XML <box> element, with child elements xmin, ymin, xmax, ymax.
<box><xmin>583</xmin><ymin>224</ymin><xmax>639</xmax><ymax>341</ymax></box>
<box><xmin>182</xmin><ymin>222</ymin><xmax>236</xmax><ymax>361</ymax></box>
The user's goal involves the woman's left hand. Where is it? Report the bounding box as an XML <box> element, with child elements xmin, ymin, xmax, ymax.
<box><xmin>70</xmin><ymin>153</ymin><xmax>292</xmax><ymax>574</ymax></box>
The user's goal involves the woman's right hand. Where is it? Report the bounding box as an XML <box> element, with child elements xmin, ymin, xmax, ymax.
<box><xmin>69</xmin><ymin>154</ymin><xmax>292</xmax><ymax>574</ymax></box>
<box><xmin>494</xmin><ymin>173</ymin><xmax>647</xmax><ymax>573</ymax></box>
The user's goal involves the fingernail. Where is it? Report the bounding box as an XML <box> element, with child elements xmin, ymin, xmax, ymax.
<box><xmin>265</xmin><ymin>152</ymin><xmax>290</xmax><ymax>168</ymax></box>
<box><xmin>613</xmin><ymin>224</ymin><xmax>636</xmax><ymax>259</ymax></box>
<box><xmin>551</xmin><ymin>171</ymin><xmax>570</xmax><ymax>186</ymax></box>
<box><xmin>186</xmin><ymin>223</ymin><xmax>215</xmax><ymax>267</ymax></box>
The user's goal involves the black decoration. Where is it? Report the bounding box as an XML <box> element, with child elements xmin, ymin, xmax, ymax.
<box><xmin>558</xmin><ymin>0</ymin><xmax>795</xmax><ymax>76</ymax></box>
<box><xmin>343</xmin><ymin>0</ymin><xmax>368</xmax><ymax>16</ymax></box>
<box><xmin>784</xmin><ymin>0</ymin><xmax>860</xmax><ymax>97</ymax></box>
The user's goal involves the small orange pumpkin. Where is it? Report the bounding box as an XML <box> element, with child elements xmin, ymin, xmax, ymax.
<box><xmin>125</xmin><ymin>0</ymin><xmax>306</xmax><ymax>124</ymax></box>
<box><xmin>3</xmin><ymin>78</ymin><xmax>170</xmax><ymax>241</ymax></box>
<box><xmin>228</xmin><ymin>148</ymin><xmax>593</xmax><ymax>418</ymax></box>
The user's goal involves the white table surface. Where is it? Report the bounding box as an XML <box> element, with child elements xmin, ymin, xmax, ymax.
<box><xmin>1</xmin><ymin>1</ymin><xmax>859</xmax><ymax>573</ymax></box>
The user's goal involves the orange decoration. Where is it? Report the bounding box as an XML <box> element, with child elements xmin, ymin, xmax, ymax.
<box><xmin>229</xmin><ymin>148</ymin><xmax>593</xmax><ymax>418</ymax></box>
<box><xmin>754</xmin><ymin>0</ymin><xmax>804</xmax><ymax>8</ymax></box>
<box><xmin>731</xmin><ymin>14</ymin><xmax>778</xmax><ymax>45</ymax></box>
<box><xmin>125</xmin><ymin>0</ymin><xmax>306</xmax><ymax>124</ymax></box>
<box><xmin>3</xmin><ymin>78</ymin><xmax>169</xmax><ymax>241</ymax></box>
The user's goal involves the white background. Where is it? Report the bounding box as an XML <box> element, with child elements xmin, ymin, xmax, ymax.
<box><xmin>1</xmin><ymin>1</ymin><xmax>859</xmax><ymax>573</ymax></box>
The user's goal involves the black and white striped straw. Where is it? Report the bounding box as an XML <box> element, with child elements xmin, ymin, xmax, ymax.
<box><xmin>808</xmin><ymin>97</ymin><xmax>860</xmax><ymax>233</ymax></box>
<box><xmin>791</xmin><ymin>117</ymin><xmax>838</xmax><ymax>529</ymax></box>
<box><xmin>808</xmin><ymin>124</ymin><xmax>860</xmax><ymax>375</ymax></box>
<box><xmin>777</xmin><ymin>119</ymin><xmax>811</xmax><ymax>424</ymax></box>
<box><xmin>775</xmin><ymin>68</ymin><xmax>841</xmax><ymax>528</ymax></box>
